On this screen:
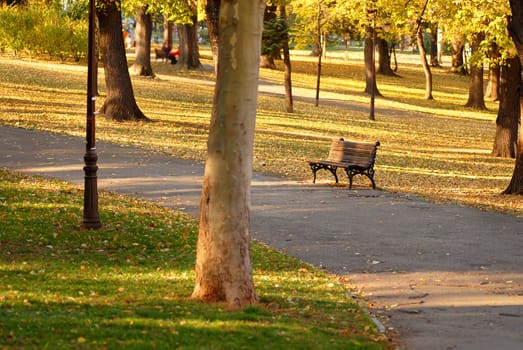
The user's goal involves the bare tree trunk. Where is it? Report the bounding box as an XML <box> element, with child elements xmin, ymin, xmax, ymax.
<box><xmin>465</xmin><ymin>32</ymin><xmax>486</xmax><ymax>110</ymax></box>
<box><xmin>364</xmin><ymin>23</ymin><xmax>381</xmax><ymax>96</ymax></box>
<box><xmin>492</xmin><ymin>56</ymin><xmax>520</xmax><ymax>158</ymax></box>
<box><xmin>315</xmin><ymin>1</ymin><xmax>322</xmax><ymax>107</ymax></box>
<box><xmin>177</xmin><ymin>17</ymin><xmax>202</xmax><ymax>70</ymax></box>
<box><xmin>97</xmin><ymin>0</ymin><xmax>148</xmax><ymax>122</ymax></box>
<box><xmin>260</xmin><ymin>4</ymin><xmax>278</xmax><ymax>69</ymax></box>
<box><xmin>205</xmin><ymin>0</ymin><xmax>220</xmax><ymax>73</ymax></box>
<box><xmin>429</xmin><ymin>22</ymin><xmax>440</xmax><ymax>67</ymax></box>
<box><xmin>503</xmin><ymin>0</ymin><xmax>523</xmax><ymax>194</ymax></box>
<box><xmin>377</xmin><ymin>37</ymin><xmax>395</xmax><ymax>75</ymax></box>
<box><xmin>451</xmin><ymin>34</ymin><xmax>467</xmax><ymax>74</ymax></box>
<box><xmin>163</xmin><ymin>18</ymin><xmax>174</xmax><ymax>48</ymax></box>
<box><xmin>280</xmin><ymin>5</ymin><xmax>293</xmax><ymax>113</ymax></box>
<box><xmin>485</xmin><ymin>43</ymin><xmax>500</xmax><ymax>101</ymax></box>
<box><xmin>415</xmin><ymin>1</ymin><xmax>433</xmax><ymax>100</ymax></box>
<box><xmin>192</xmin><ymin>0</ymin><xmax>265</xmax><ymax>308</ymax></box>
<box><xmin>260</xmin><ymin>55</ymin><xmax>276</xmax><ymax>69</ymax></box>
<box><xmin>131</xmin><ymin>6</ymin><xmax>154</xmax><ymax>77</ymax></box>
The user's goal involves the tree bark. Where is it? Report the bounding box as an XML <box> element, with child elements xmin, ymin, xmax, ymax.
<box><xmin>429</xmin><ymin>22</ymin><xmax>440</xmax><ymax>67</ymax></box>
<box><xmin>485</xmin><ymin>43</ymin><xmax>500</xmax><ymax>101</ymax></box>
<box><xmin>364</xmin><ymin>23</ymin><xmax>381</xmax><ymax>96</ymax></box>
<box><xmin>464</xmin><ymin>32</ymin><xmax>486</xmax><ymax>110</ymax></box>
<box><xmin>451</xmin><ymin>34</ymin><xmax>467</xmax><ymax>74</ymax></box>
<box><xmin>492</xmin><ymin>56</ymin><xmax>520</xmax><ymax>158</ymax></box>
<box><xmin>192</xmin><ymin>0</ymin><xmax>265</xmax><ymax>308</ymax></box>
<box><xmin>131</xmin><ymin>6</ymin><xmax>154</xmax><ymax>77</ymax></box>
<box><xmin>163</xmin><ymin>18</ymin><xmax>174</xmax><ymax>49</ymax></box>
<box><xmin>280</xmin><ymin>4</ymin><xmax>293</xmax><ymax>113</ymax></box>
<box><xmin>315</xmin><ymin>1</ymin><xmax>322</xmax><ymax>107</ymax></box>
<box><xmin>205</xmin><ymin>0</ymin><xmax>220</xmax><ymax>72</ymax></box>
<box><xmin>177</xmin><ymin>15</ymin><xmax>202</xmax><ymax>70</ymax></box>
<box><xmin>97</xmin><ymin>0</ymin><xmax>148</xmax><ymax>122</ymax></box>
<box><xmin>377</xmin><ymin>37</ymin><xmax>395</xmax><ymax>76</ymax></box>
<box><xmin>415</xmin><ymin>1</ymin><xmax>433</xmax><ymax>101</ymax></box>
<box><xmin>260</xmin><ymin>4</ymin><xmax>278</xmax><ymax>69</ymax></box>
<box><xmin>503</xmin><ymin>0</ymin><xmax>523</xmax><ymax>194</ymax></box>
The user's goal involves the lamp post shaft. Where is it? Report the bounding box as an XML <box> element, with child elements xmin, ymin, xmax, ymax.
<box><xmin>369</xmin><ymin>18</ymin><xmax>376</xmax><ymax>121</ymax></box>
<box><xmin>81</xmin><ymin>0</ymin><xmax>101</xmax><ymax>230</ymax></box>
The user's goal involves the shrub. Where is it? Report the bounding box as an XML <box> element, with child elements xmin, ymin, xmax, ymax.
<box><xmin>0</xmin><ymin>2</ymin><xmax>88</xmax><ymax>61</ymax></box>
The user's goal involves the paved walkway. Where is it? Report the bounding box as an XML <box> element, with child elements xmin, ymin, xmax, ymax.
<box><xmin>1</xmin><ymin>125</ymin><xmax>523</xmax><ymax>350</ymax></box>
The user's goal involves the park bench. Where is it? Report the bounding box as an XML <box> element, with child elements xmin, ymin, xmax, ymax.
<box><xmin>154</xmin><ymin>48</ymin><xmax>168</xmax><ymax>61</ymax></box>
<box><xmin>307</xmin><ymin>138</ymin><xmax>380</xmax><ymax>189</ymax></box>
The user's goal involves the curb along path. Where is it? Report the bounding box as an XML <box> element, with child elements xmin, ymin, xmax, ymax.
<box><xmin>1</xmin><ymin>125</ymin><xmax>523</xmax><ymax>350</ymax></box>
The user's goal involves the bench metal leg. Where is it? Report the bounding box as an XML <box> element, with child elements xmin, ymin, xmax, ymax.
<box><xmin>309</xmin><ymin>164</ymin><xmax>339</xmax><ymax>183</ymax></box>
<box><xmin>328</xmin><ymin>166</ymin><xmax>339</xmax><ymax>183</ymax></box>
<box><xmin>346</xmin><ymin>168</ymin><xmax>376</xmax><ymax>189</ymax></box>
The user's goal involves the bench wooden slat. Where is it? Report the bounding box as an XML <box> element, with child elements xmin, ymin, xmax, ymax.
<box><xmin>307</xmin><ymin>138</ymin><xmax>380</xmax><ymax>189</ymax></box>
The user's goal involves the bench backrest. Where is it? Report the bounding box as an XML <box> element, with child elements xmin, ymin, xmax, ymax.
<box><xmin>327</xmin><ymin>139</ymin><xmax>380</xmax><ymax>167</ymax></box>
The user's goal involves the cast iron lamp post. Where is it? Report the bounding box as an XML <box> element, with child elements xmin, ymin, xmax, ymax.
<box><xmin>81</xmin><ymin>0</ymin><xmax>102</xmax><ymax>230</ymax></box>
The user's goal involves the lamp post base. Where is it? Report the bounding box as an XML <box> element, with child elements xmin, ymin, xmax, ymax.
<box><xmin>81</xmin><ymin>147</ymin><xmax>101</xmax><ymax>230</ymax></box>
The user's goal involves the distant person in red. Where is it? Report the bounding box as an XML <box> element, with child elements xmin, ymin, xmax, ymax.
<box><xmin>169</xmin><ymin>47</ymin><xmax>180</xmax><ymax>64</ymax></box>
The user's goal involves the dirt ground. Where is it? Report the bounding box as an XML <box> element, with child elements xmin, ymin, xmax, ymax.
<box><xmin>2</xmin><ymin>125</ymin><xmax>522</xmax><ymax>349</ymax></box>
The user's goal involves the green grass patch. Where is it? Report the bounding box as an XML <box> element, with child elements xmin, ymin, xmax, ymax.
<box><xmin>0</xmin><ymin>169</ymin><xmax>387</xmax><ymax>349</ymax></box>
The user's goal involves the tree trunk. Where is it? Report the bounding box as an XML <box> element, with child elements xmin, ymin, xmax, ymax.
<box><xmin>97</xmin><ymin>0</ymin><xmax>148</xmax><ymax>122</ymax></box>
<box><xmin>192</xmin><ymin>0</ymin><xmax>265</xmax><ymax>308</ymax></box>
<box><xmin>260</xmin><ymin>4</ymin><xmax>278</xmax><ymax>69</ymax></box>
<box><xmin>315</xmin><ymin>2</ymin><xmax>322</xmax><ymax>107</ymax></box>
<box><xmin>177</xmin><ymin>10</ymin><xmax>201</xmax><ymax>70</ymax></box>
<box><xmin>485</xmin><ymin>43</ymin><xmax>500</xmax><ymax>101</ymax></box>
<box><xmin>163</xmin><ymin>18</ymin><xmax>174</xmax><ymax>48</ymax></box>
<box><xmin>492</xmin><ymin>56</ymin><xmax>520</xmax><ymax>158</ymax></box>
<box><xmin>429</xmin><ymin>22</ymin><xmax>440</xmax><ymax>67</ymax></box>
<box><xmin>451</xmin><ymin>34</ymin><xmax>467</xmax><ymax>74</ymax></box>
<box><xmin>416</xmin><ymin>30</ymin><xmax>433</xmax><ymax>100</ymax></box>
<box><xmin>131</xmin><ymin>6</ymin><xmax>154</xmax><ymax>77</ymax></box>
<box><xmin>413</xmin><ymin>0</ymin><xmax>433</xmax><ymax>100</ymax></box>
<box><xmin>205</xmin><ymin>0</ymin><xmax>220</xmax><ymax>72</ymax></box>
<box><xmin>503</xmin><ymin>0</ymin><xmax>523</xmax><ymax>194</ymax></box>
<box><xmin>465</xmin><ymin>32</ymin><xmax>486</xmax><ymax>110</ymax></box>
<box><xmin>364</xmin><ymin>23</ymin><xmax>381</xmax><ymax>96</ymax></box>
<box><xmin>260</xmin><ymin>55</ymin><xmax>276</xmax><ymax>69</ymax></box>
<box><xmin>280</xmin><ymin>5</ymin><xmax>293</xmax><ymax>113</ymax></box>
<box><xmin>377</xmin><ymin>37</ymin><xmax>395</xmax><ymax>75</ymax></box>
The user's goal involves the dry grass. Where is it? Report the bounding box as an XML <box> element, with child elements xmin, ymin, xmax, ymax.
<box><xmin>0</xmin><ymin>47</ymin><xmax>520</xmax><ymax>216</ymax></box>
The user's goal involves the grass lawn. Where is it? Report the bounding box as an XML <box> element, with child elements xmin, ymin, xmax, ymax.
<box><xmin>0</xmin><ymin>169</ymin><xmax>386</xmax><ymax>349</ymax></box>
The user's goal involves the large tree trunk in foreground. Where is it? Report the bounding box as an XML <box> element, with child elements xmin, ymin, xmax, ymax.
<box><xmin>97</xmin><ymin>0</ymin><xmax>148</xmax><ymax>121</ymax></box>
<box><xmin>131</xmin><ymin>6</ymin><xmax>154</xmax><ymax>77</ymax></box>
<box><xmin>465</xmin><ymin>32</ymin><xmax>486</xmax><ymax>110</ymax></box>
<box><xmin>504</xmin><ymin>0</ymin><xmax>523</xmax><ymax>194</ymax></box>
<box><xmin>492</xmin><ymin>56</ymin><xmax>520</xmax><ymax>158</ymax></box>
<box><xmin>192</xmin><ymin>0</ymin><xmax>265</xmax><ymax>308</ymax></box>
